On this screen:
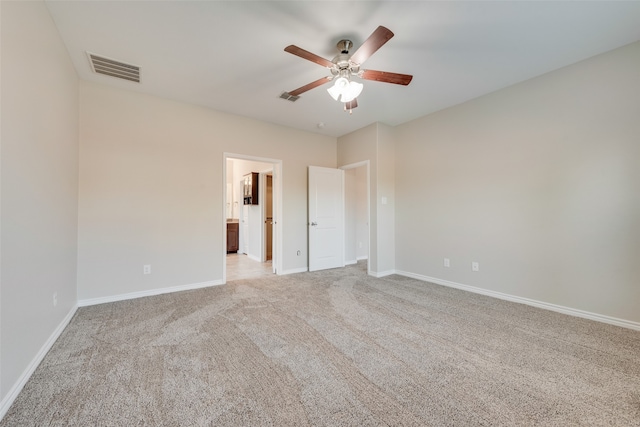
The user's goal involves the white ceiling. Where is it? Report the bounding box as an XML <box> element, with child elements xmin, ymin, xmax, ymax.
<box><xmin>45</xmin><ymin>1</ymin><xmax>640</xmax><ymax>138</ymax></box>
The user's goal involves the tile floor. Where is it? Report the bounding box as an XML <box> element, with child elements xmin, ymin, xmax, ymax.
<box><xmin>226</xmin><ymin>253</ymin><xmax>274</xmax><ymax>281</ymax></box>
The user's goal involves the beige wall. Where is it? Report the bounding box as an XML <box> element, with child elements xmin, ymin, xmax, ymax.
<box><xmin>1</xmin><ymin>0</ymin><xmax>79</xmax><ymax>401</ymax></box>
<box><xmin>77</xmin><ymin>81</ymin><xmax>336</xmax><ymax>301</ymax></box>
<box><xmin>395</xmin><ymin>41</ymin><xmax>640</xmax><ymax>324</ymax></box>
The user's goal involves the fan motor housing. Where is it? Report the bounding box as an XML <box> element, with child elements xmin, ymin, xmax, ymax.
<box><xmin>332</xmin><ymin>53</ymin><xmax>351</xmax><ymax>69</ymax></box>
<box><xmin>331</xmin><ymin>40</ymin><xmax>361</xmax><ymax>77</ymax></box>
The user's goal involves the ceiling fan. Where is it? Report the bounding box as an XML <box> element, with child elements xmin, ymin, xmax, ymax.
<box><xmin>283</xmin><ymin>26</ymin><xmax>413</xmax><ymax>113</ymax></box>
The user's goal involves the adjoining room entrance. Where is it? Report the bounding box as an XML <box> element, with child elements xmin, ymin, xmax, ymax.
<box><xmin>223</xmin><ymin>154</ymin><xmax>281</xmax><ymax>282</ymax></box>
<box><xmin>307</xmin><ymin>162</ymin><xmax>370</xmax><ymax>274</ymax></box>
<box><xmin>342</xmin><ymin>161</ymin><xmax>370</xmax><ymax>273</ymax></box>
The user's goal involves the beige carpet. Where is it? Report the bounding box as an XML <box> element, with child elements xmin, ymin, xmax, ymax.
<box><xmin>2</xmin><ymin>262</ymin><xmax>639</xmax><ymax>426</ymax></box>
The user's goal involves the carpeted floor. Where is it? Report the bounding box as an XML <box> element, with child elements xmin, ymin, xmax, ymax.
<box><xmin>2</xmin><ymin>262</ymin><xmax>639</xmax><ymax>426</ymax></box>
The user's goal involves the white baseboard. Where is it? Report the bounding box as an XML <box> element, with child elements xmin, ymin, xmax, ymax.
<box><xmin>279</xmin><ymin>267</ymin><xmax>308</xmax><ymax>275</ymax></box>
<box><xmin>395</xmin><ymin>270</ymin><xmax>640</xmax><ymax>331</ymax></box>
<box><xmin>370</xmin><ymin>269</ymin><xmax>395</xmax><ymax>278</ymax></box>
<box><xmin>357</xmin><ymin>256</ymin><xmax>368</xmax><ymax>261</ymax></box>
<box><xmin>0</xmin><ymin>304</ymin><xmax>78</xmax><ymax>420</ymax></box>
<box><xmin>247</xmin><ymin>254</ymin><xmax>261</xmax><ymax>262</ymax></box>
<box><xmin>78</xmin><ymin>280</ymin><xmax>224</xmax><ymax>307</ymax></box>
<box><xmin>345</xmin><ymin>259</ymin><xmax>357</xmax><ymax>265</ymax></box>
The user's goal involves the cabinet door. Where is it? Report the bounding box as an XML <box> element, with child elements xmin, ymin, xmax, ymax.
<box><xmin>243</xmin><ymin>172</ymin><xmax>259</xmax><ymax>205</ymax></box>
<box><xmin>227</xmin><ymin>223</ymin><xmax>239</xmax><ymax>253</ymax></box>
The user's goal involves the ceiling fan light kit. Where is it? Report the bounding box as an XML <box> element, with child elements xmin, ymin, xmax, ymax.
<box><xmin>283</xmin><ymin>26</ymin><xmax>413</xmax><ymax>113</ymax></box>
<box><xmin>327</xmin><ymin>77</ymin><xmax>363</xmax><ymax>103</ymax></box>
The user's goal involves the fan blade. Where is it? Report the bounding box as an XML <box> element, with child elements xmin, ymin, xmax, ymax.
<box><xmin>284</xmin><ymin>45</ymin><xmax>334</xmax><ymax>68</ymax></box>
<box><xmin>360</xmin><ymin>69</ymin><xmax>413</xmax><ymax>86</ymax></box>
<box><xmin>349</xmin><ymin>26</ymin><xmax>394</xmax><ymax>65</ymax></box>
<box><xmin>287</xmin><ymin>76</ymin><xmax>332</xmax><ymax>97</ymax></box>
<box><xmin>344</xmin><ymin>98</ymin><xmax>358</xmax><ymax>110</ymax></box>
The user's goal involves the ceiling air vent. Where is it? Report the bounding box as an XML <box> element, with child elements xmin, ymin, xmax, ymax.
<box><xmin>87</xmin><ymin>52</ymin><xmax>140</xmax><ymax>83</ymax></box>
<box><xmin>279</xmin><ymin>91</ymin><xmax>299</xmax><ymax>102</ymax></box>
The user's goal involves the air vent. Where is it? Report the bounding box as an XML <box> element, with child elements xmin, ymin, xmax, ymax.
<box><xmin>87</xmin><ymin>52</ymin><xmax>140</xmax><ymax>83</ymax></box>
<box><xmin>279</xmin><ymin>92</ymin><xmax>300</xmax><ymax>102</ymax></box>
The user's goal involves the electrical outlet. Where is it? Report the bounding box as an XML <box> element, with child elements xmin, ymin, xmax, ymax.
<box><xmin>143</xmin><ymin>265</ymin><xmax>151</xmax><ymax>274</ymax></box>
<box><xmin>444</xmin><ymin>258</ymin><xmax>450</xmax><ymax>268</ymax></box>
<box><xmin>53</xmin><ymin>292</ymin><xmax>58</xmax><ymax>307</ymax></box>
<box><xmin>472</xmin><ymin>262</ymin><xmax>479</xmax><ymax>272</ymax></box>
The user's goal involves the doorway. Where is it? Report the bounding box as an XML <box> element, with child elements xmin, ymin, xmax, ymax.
<box><xmin>342</xmin><ymin>161</ymin><xmax>370</xmax><ymax>274</ymax></box>
<box><xmin>306</xmin><ymin>162</ymin><xmax>370</xmax><ymax>274</ymax></box>
<box><xmin>223</xmin><ymin>153</ymin><xmax>282</xmax><ymax>282</ymax></box>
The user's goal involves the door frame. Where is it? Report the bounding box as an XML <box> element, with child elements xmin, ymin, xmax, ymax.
<box><xmin>260</xmin><ymin>172</ymin><xmax>274</xmax><ymax>268</ymax></box>
<box><xmin>223</xmin><ymin>153</ymin><xmax>283</xmax><ymax>282</ymax></box>
<box><xmin>340</xmin><ymin>160</ymin><xmax>371</xmax><ymax>276</ymax></box>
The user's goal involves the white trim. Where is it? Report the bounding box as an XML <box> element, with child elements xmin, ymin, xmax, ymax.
<box><xmin>279</xmin><ymin>267</ymin><xmax>308</xmax><ymax>276</ymax></box>
<box><xmin>78</xmin><ymin>280</ymin><xmax>223</xmax><ymax>307</ymax></box>
<box><xmin>222</xmin><ymin>157</ymin><xmax>229</xmax><ymax>283</ymax></box>
<box><xmin>0</xmin><ymin>305</ymin><xmax>78</xmax><ymax>420</ymax></box>
<box><xmin>357</xmin><ymin>256</ymin><xmax>369</xmax><ymax>261</ymax></box>
<box><xmin>395</xmin><ymin>270</ymin><xmax>640</xmax><ymax>331</ymax></box>
<box><xmin>345</xmin><ymin>259</ymin><xmax>358</xmax><ymax>265</ymax></box>
<box><xmin>370</xmin><ymin>269</ymin><xmax>395</xmax><ymax>278</ymax></box>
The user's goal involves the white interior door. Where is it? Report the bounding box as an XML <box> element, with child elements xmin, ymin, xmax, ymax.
<box><xmin>308</xmin><ymin>166</ymin><xmax>345</xmax><ymax>272</ymax></box>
